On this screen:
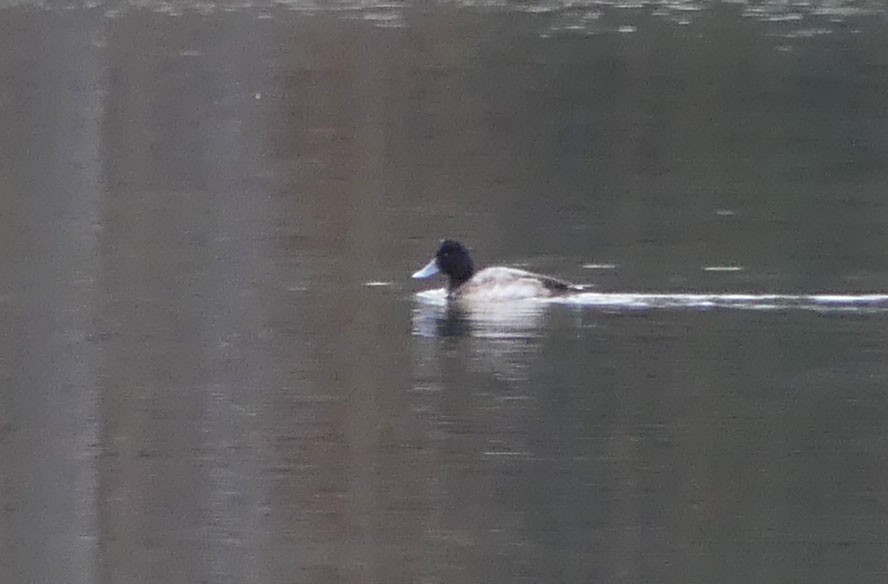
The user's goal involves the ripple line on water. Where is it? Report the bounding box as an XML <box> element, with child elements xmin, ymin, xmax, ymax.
<box><xmin>414</xmin><ymin>289</ymin><xmax>888</xmax><ymax>312</ymax></box>
<box><xmin>554</xmin><ymin>292</ymin><xmax>888</xmax><ymax>312</ymax></box>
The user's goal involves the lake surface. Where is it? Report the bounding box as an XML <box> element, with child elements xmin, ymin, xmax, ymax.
<box><xmin>2</xmin><ymin>1</ymin><xmax>888</xmax><ymax>582</ymax></box>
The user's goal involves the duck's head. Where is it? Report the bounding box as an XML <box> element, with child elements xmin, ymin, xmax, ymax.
<box><xmin>412</xmin><ymin>239</ymin><xmax>475</xmax><ymax>288</ymax></box>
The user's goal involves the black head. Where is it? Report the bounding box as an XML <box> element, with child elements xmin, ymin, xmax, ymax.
<box><xmin>435</xmin><ymin>240</ymin><xmax>475</xmax><ymax>287</ymax></box>
<box><xmin>413</xmin><ymin>239</ymin><xmax>476</xmax><ymax>289</ymax></box>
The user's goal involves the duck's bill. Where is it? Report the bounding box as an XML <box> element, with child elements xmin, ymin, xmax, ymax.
<box><xmin>412</xmin><ymin>258</ymin><xmax>441</xmax><ymax>279</ymax></box>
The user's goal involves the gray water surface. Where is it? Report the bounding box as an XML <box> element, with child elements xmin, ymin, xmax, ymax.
<box><xmin>2</xmin><ymin>2</ymin><xmax>888</xmax><ymax>583</ymax></box>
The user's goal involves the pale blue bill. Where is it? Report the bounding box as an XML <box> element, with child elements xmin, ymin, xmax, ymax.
<box><xmin>412</xmin><ymin>258</ymin><xmax>440</xmax><ymax>279</ymax></box>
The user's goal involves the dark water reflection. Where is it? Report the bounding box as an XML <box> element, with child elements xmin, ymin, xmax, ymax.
<box><xmin>1</xmin><ymin>2</ymin><xmax>888</xmax><ymax>583</ymax></box>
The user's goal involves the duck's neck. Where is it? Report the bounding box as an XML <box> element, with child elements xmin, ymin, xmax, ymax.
<box><xmin>448</xmin><ymin>262</ymin><xmax>474</xmax><ymax>290</ymax></box>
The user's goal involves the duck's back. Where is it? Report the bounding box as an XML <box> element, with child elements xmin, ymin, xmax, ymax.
<box><xmin>452</xmin><ymin>266</ymin><xmax>580</xmax><ymax>300</ymax></box>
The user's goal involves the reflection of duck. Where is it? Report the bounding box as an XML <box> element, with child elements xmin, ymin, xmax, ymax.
<box><xmin>411</xmin><ymin>300</ymin><xmax>547</xmax><ymax>385</ymax></box>
<box><xmin>411</xmin><ymin>298</ymin><xmax>546</xmax><ymax>339</ymax></box>
<box><xmin>412</xmin><ymin>240</ymin><xmax>586</xmax><ymax>300</ymax></box>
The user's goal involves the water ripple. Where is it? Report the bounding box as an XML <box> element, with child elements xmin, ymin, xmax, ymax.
<box><xmin>51</xmin><ymin>0</ymin><xmax>883</xmax><ymax>34</ymax></box>
<box><xmin>559</xmin><ymin>292</ymin><xmax>888</xmax><ymax>312</ymax></box>
<box><xmin>416</xmin><ymin>288</ymin><xmax>888</xmax><ymax>313</ymax></box>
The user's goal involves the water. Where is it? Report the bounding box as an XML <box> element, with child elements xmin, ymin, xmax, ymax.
<box><xmin>1</xmin><ymin>1</ymin><xmax>888</xmax><ymax>582</ymax></box>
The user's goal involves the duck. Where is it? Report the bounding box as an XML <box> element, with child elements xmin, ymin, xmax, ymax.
<box><xmin>412</xmin><ymin>239</ymin><xmax>585</xmax><ymax>300</ymax></box>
